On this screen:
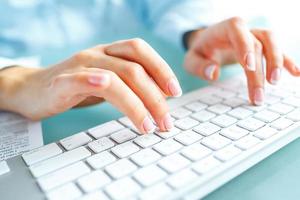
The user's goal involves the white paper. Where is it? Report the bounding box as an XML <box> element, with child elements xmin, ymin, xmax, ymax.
<box><xmin>0</xmin><ymin>56</ymin><xmax>43</xmax><ymax>161</ymax></box>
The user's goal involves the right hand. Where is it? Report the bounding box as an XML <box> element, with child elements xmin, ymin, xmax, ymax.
<box><xmin>0</xmin><ymin>38</ymin><xmax>182</xmax><ymax>134</ymax></box>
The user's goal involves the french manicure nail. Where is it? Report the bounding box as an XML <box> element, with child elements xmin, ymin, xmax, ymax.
<box><xmin>204</xmin><ymin>64</ymin><xmax>216</xmax><ymax>80</ymax></box>
<box><xmin>162</xmin><ymin>113</ymin><xmax>173</xmax><ymax>131</ymax></box>
<box><xmin>168</xmin><ymin>78</ymin><xmax>182</xmax><ymax>97</ymax></box>
<box><xmin>88</xmin><ymin>73</ymin><xmax>110</xmax><ymax>86</ymax></box>
<box><xmin>142</xmin><ymin>116</ymin><xmax>155</xmax><ymax>133</ymax></box>
<box><xmin>246</xmin><ymin>52</ymin><xmax>256</xmax><ymax>71</ymax></box>
<box><xmin>270</xmin><ymin>68</ymin><xmax>281</xmax><ymax>85</ymax></box>
<box><xmin>254</xmin><ymin>88</ymin><xmax>264</xmax><ymax>106</ymax></box>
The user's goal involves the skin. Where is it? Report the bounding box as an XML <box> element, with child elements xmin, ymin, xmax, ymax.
<box><xmin>1</xmin><ymin>17</ymin><xmax>299</xmax><ymax>133</ymax></box>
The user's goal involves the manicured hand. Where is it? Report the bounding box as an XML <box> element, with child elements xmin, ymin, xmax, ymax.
<box><xmin>0</xmin><ymin>39</ymin><xmax>182</xmax><ymax>133</ymax></box>
<box><xmin>184</xmin><ymin>17</ymin><xmax>300</xmax><ymax>105</ymax></box>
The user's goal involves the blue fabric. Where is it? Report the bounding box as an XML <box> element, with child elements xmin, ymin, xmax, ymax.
<box><xmin>0</xmin><ymin>0</ymin><xmax>211</xmax><ymax>57</ymax></box>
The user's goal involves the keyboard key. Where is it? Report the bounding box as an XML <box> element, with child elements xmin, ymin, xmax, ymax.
<box><xmin>270</xmin><ymin>118</ymin><xmax>293</xmax><ymax>130</ymax></box>
<box><xmin>46</xmin><ymin>183</ymin><xmax>82</xmax><ymax>200</ymax></box>
<box><xmin>193</xmin><ymin>156</ymin><xmax>221</xmax><ymax>174</ymax></box>
<box><xmin>223</xmin><ymin>97</ymin><xmax>247</xmax><ymax>108</ymax></box>
<box><xmin>0</xmin><ymin>161</ymin><xmax>9</xmax><ymax>176</ymax></box>
<box><xmin>282</xmin><ymin>96</ymin><xmax>300</xmax><ymax>107</ymax></box>
<box><xmin>254</xmin><ymin>110</ymin><xmax>280</xmax><ymax>123</ymax></box>
<box><xmin>207</xmin><ymin>104</ymin><xmax>232</xmax><ymax>115</ymax></box>
<box><xmin>155</xmin><ymin>127</ymin><xmax>181</xmax><ymax>139</ymax></box>
<box><xmin>153</xmin><ymin>139</ymin><xmax>183</xmax><ymax>155</ymax></box>
<box><xmin>88</xmin><ymin>121</ymin><xmax>124</xmax><ymax>139</ymax></box>
<box><xmin>235</xmin><ymin>135</ymin><xmax>260</xmax><ymax>150</ymax></box>
<box><xmin>29</xmin><ymin>146</ymin><xmax>91</xmax><ymax>178</ymax></box>
<box><xmin>237</xmin><ymin>117</ymin><xmax>265</xmax><ymax>131</ymax></box>
<box><xmin>185</xmin><ymin>101</ymin><xmax>207</xmax><ymax>112</ymax></box>
<box><xmin>105</xmin><ymin>177</ymin><xmax>141</xmax><ymax>200</ymax></box>
<box><xmin>201</xmin><ymin>134</ymin><xmax>231</xmax><ymax>150</ymax></box>
<box><xmin>268</xmin><ymin>103</ymin><xmax>294</xmax><ymax>115</ymax></box>
<box><xmin>133</xmin><ymin>165</ymin><xmax>167</xmax><ymax>186</ymax></box>
<box><xmin>111</xmin><ymin>141</ymin><xmax>140</xmax><ymax>158</ymax></box>
<box><xmin>77</xmin><ymin>170</ymin><xmax>111</xmax><ymax>192</ymax></box>
<box><xmin>118</xmin><ymin>117</ymin><xmax>137</xmax><ymax>131</ymax></box>
<box><xmin>192</xmin><ymin>111</ymin><xmax>216</xmax><ymax>124</ymax></box>
<box><xmin>181</xmin><ymin>143</ymin><xmax>212</xmax><ymax>161</ymax></box>
<box><xmin>22</xmin><ymin>143</ymin><xmax>63</xmax><ymax>166</ymax></box>
<box><xmin>130</xmin><ymin>148</ymin><xmax>161</xmax><ymax>166</ymax></box>
<box><xmin>87</xmin><ymin>151</ymin><xmax>116</xmax><ymax>169</ymax></box>
<box><xmin>214</xmin><ymin>145</ymin><xmax>242</xmax><ymax>162</ymax></box>
<box><xmin>213</xmin><ymin>89</ymin><xmax>236</xmax><ymax>99</ymax></box>
<box><xmin>139</xmin><ymin>183</ymin><xmax>172</xmax><ymax>200</ymax></box>
<box><xmin>264</xmin><ymin>94</ymin><xmax>281</xmax><ymax>105</ymax></box>
<box><xmin>167</xmin><ymin>168</ymin><xmax>198</xmax><ymax>189</ymax></box>
<box><xmin>227</xmin><ymin>107</ymin><xmax>253</xmax><ymax>120</ymax></box>
<box><xmin>134</xmin><ymin>133</ymin><xmax>161</xmax><ymax>148</ymax></box>
<box><xmin>81</xmin><ymin>191</ymin><xmax>110</xmax><ymax>200</ymax></box>
<box><xmin>199</xmin><ymin>95</ymin><xmax>223</xmax><ymax>105</ymax></box>
<box><xmin>38</xmin><ymin>161</ymin><xmax>91</xmax><ymax>191</ymax></box>
<box><xmin>60</xmin><ymin>132</ymin><xmax>92</xmax><ymax>151</ymax></box>
<box><xmin>110</xmin><ymin>128</ymin><xmax>136</xmax><ymax>144</ymax></box>
<box><xmin>286</xmin><ymin>109</ymin><xmax>300</xmax><ymax>121</ymax></box>
<box><xmin>158</xmin><ymin>153</ymin><xmax>191</xmax><ymax>173</ymax></box>
<box><xmin>211</xmin><ymin>114</ymin><xmax>237</xmax><ymax>128</ymax></box>
<box><xmin>105</xmin><ymin>159</ymin><xmax>137</xmax><ymax>179</ymax></box>
<box><xmin>174</xmin><ymin>130</ymin><xmax>203</xmax><ymax>145</ymax></box>
<box><xmin>170</xmin><ymin>108</ymin><xmax>192</xmax><ymax>119</ymax></box>
<box><xmin>243</xmin><ymin>104</ymin><xmax>267</xmax><ymax>112</ymax></box>
<box><xmin>193</xmin><ymin>122</ymin><xmax>221</xmax><ymax>136</ymax></box>
<box><xmin>253</xmin><ymin>126</ymin><xmax>278</xmax><ymax>140</ymax></box>
<box><xmin>88</xmin><ymin>137</ymin><xmax>115</xmax><ymax>153</ymax></box>
<box><xmin>174</xmin><ymin>117</ymin><xmax>199</xmax><ymax>130</ymax></box>
<box><xmin>271</xmin><ymin>89</ymin><xmax>292</xmax><ymax>98</ymax></box>
<box><xmin>220</xmin><ymin>125</ymin><xmax>249</xmax><ymax>140</ymax></box>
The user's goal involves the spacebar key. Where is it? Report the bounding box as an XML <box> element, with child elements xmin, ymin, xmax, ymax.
<box><xmin>29</xmin><ymin>146</ymin><xmax>91</xmax><ymax>178</ymax></box>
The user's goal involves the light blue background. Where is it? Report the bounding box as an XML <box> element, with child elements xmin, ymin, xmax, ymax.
<box><xmin>39</xmin><ymin>30</ymin><xmax>300</xmax><ymax>200</ymax></box>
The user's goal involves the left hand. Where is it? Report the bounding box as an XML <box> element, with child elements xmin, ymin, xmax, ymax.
<box><xmin>184</xmin><ymin>17</ymin><xmax>300</xmax><ymax>105</ymax></box>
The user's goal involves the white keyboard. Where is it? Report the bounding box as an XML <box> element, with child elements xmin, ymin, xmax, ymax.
<box><xmin>21</xmin><ymin>73</ymin><xmax>300</xmax><ymax>200</ymax></box>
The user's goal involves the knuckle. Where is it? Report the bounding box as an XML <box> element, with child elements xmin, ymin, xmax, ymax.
<box><xmin>124</xmin><ymin>63</ymin><xmax>146</xmax><ymax>79</ymax></box>
<box><xmin>261</xmin><ymin>29</ymin><xmax>273</xmax><ymax>38</ymax></box>
<box><xmin>73</xmin><ymin>50</ymin><xmax>93</xmax><ymax>64</ymax></box>
<box><xmin>228</xmin><ymin>16</ymin><xmax>245</xmax><ymax>27</ymax></box>
<box><xmin>126</xmin><ymin>38</ymin><xmax>147</xmax><ymax>52</ymax></box>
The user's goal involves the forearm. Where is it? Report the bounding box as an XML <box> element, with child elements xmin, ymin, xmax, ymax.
<box><xmin>0</xmin><ymin>66</ymin><xmax>40</xmax><ymax>112</ymax></box>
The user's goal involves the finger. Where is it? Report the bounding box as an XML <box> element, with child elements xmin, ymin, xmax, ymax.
<box><xmin>225</xmin><ymin>17</ymin><xmax>257</xmax><ymax>71</ymax></box>
<box><xmin>283</xmin><ymin>55</ymin><xmax>300</xmax><ymax>76</ymax></box>
<box><xmin>104</xmin><ymin>38</ymin><xmax>182</xmax><ymax>97</ymax></box>
<box><xmin>53</xmin><ymin>69</ymin><xmax>155</xmax><ymax>133</ymax></box>
<box><xmin>96</xmin><ymin>55</ymin><xmax>173</xmax><ymax>131</ymax></box>
<box><xmin>244</xmin><ymin>38</ymin><xmax>265</xmax><ymax>106</ymax></box>
<box><xmin>184</xmin><ymin>50</ymin><xmax>220</xmax><ymax>81</ymax></box>
<box><xmin>252</xmin><ymin>30</ymin><xmax>283</xmax><ymax>85</ymax></box>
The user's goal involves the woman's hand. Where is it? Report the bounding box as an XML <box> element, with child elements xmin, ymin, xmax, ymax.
<box><xmin>184</xmin><ymin>17</ymin><xmax>300</xmax><ymax>105</ymax></box>
<box><xmin>0</xmin><ymin>39</ymin><xmax>182</xmax><ymax>133</ymax></box>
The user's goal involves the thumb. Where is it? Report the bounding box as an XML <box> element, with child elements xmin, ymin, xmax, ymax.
<box><xmin>184</xmin><ymin>50</ymin><xmax>220</xmax><ymax>81</ymax></box>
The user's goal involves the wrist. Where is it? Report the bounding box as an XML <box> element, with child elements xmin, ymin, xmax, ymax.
<box><xmin>0</xmin><ymin>66</ymin><xmax>43</xmax><ymax>113</ymax></box>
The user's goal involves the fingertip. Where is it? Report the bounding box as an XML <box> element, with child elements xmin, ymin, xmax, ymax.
<box><xmin>167</xmin><ymin>78</ymin><xmax>182</xmax><ymax>97</ymax></box>
<box><xmin>141</xmin><ymin>116</ymin><xmax>156</xmax><ymax>134</ymax></box>
<box><xmin>204</xmin><ymin>64</ymin><xmax>217</xmax><ymax>80</ymax></box>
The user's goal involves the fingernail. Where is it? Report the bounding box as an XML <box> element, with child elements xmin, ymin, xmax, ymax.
<box><xmin>270</xmin><ymin>68</ymin><xmax>281</xmax><ymax>85</ymax></box>
<box><xmin>246</xmin><ymin>52</ymin><xmax>256</xmax><ymax>71</ymax></box>
<box><xmin>204</xmin><ymin>64</ymin><xmax>216</xmax><ymax>80</ymax></box>
<box><xmin>168</xmin><ymin>78</ymin><xmax>182</xmax><ymax>97</ymax></box>
<box><xmin>142</xmin><ymin>116</ymin><xmax>156</xmax><ymax>133</ymax></box>
<box><xmin>162</xmin><ymin>113</ymin><xmax>173</xmax><ymax>131</ymax></box>
<box><xmin>88</xmin><ymin>74</ymin><xmax>110</xmax><ymax>86</ymax></box>
<box><xmin>254</xmin><ymin>88</ymin><xmax>264</xmax><ymax>106</ymax></box>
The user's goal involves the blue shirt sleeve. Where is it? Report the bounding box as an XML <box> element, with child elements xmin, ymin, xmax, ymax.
<box><xmin>125</xmin><ymin>0</ymin><xmax>214</xmax><ymax>49</ymax></box>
